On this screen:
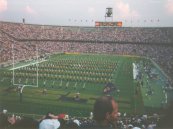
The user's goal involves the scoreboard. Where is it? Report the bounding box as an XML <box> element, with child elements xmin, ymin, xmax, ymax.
<box><xmin>95</xmin><ymin>21</ymin><xmax>122</xmax><ymax>27</ymax></box>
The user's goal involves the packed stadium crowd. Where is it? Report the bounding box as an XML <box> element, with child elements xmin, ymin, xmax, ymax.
<box><xmin>1</xmin><ymin>21</ymin><xmax>173</xmax><ymax>43</ymax></box>
<box><xmin>0</xmin><ymin>21</ymin><xmax>173</xmax><ymax>83</ymax></box>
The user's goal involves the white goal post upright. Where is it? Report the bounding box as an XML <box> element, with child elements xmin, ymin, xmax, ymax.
<box><xmin>12</xmin><ymin>42</ymin><xmax>39</xmax><ymax>102</ymax></box>
<box><xmin>12</xmin><ymin>43</ymin><xmax>14</xmax><ymax>85</ymax></box>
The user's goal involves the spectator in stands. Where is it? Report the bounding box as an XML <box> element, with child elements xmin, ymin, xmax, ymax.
<box><xmin>0</xmin><ymin>112</ymin><xmax>9</xmax><ymax>129</ymax></box>
<box><xmin>0</xmin><ymin>112</ymin><xmax>38</xmax><ymax>129</ymax></box>
<box><xmin>156</xmin><ymin>101</ymin><xmax>173</xmax><ymax>129</ymax></box>
<box><xmin>9</xmin><ymin>116</ymin><xmax>38</xmax><ymax>129</ymax></box>
<box><xmin>39</xmin><ymin>119</ymin><xmax>60</xmax><ymax>129</ymax></box>
<box><xmin>39</xmin><ymin>112</ymin><xmax>70</xmax><ymax>129</ymax></box>
<box><xmin>93</xmin><ymin>96</ymin><xmax>119</xmax><ymax>129</ymax></box>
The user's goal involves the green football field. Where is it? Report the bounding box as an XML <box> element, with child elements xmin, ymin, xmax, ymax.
<box><xmin>0</xmin><ymin>53</ymin><xmax>171</xmax><ymax>117</ymax></box>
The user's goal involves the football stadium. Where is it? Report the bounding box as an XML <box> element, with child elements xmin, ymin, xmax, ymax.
<box><xmin>0</xmin><ymin>2</ymin><xmax>173</xmax><ymax>129</ymax></box>
<box><xmin>1</xmin><ymin>21</ymin><xmax>173</xmax><ymax>128</ymax></box>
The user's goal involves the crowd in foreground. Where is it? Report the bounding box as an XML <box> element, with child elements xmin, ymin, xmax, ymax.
<box><xmin>0</xmin><ymin>96</ymin><xmax>173</xmax><ymax>129</ymax></box>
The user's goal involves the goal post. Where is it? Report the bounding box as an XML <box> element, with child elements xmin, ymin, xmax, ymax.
<box><xmin>11</xmin><ymin>41</ymin><xmax>39</xmax><ymax>95</ymax></box>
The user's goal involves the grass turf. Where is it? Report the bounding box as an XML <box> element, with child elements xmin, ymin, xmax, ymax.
<box><xmin>0</xmin><ymin>53</ymin><xmax>171</xmax><ymax>117</ymax></box>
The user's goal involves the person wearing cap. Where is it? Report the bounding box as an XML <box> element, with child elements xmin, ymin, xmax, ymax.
<box><xmin>93</xmin><ymin>96</ymin><xmax>119</xmax><ymax>129</ymax></box>
<box><xmin>39</xmin><ymin>119</ymin><xmax>60</xmax><ymax>129</ymax></box>
<box><xmin>39</xmin><ymin>113</ymin><xmax>69</xmax><ymax>129</ymax></box>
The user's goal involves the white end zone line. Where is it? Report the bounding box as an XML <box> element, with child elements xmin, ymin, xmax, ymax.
<box><xmin>9</xmin><ymin>59</ymin><xmax>47</xmax><ymax>70</ymax></box>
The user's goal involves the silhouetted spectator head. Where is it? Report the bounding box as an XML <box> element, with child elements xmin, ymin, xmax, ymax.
<box><xmin>0</xmin><ymin>113</ymin><xmax>9</xmax><ymax>128</ymax></box>
<box><xmin>156</xmin><ymin>102</ymin><xmax>173</xmax><ymax>129</ymax></box>
<box><xmin>93</xmin><ymin>96</ymin><xmax>118</xmax><ymax>127</ymax></box>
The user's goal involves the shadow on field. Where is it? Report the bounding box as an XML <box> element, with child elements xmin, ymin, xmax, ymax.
<box><xmin>58</xmin><ymin>92</ymin><xmax>88</xmax><ymax>104</ymax></box>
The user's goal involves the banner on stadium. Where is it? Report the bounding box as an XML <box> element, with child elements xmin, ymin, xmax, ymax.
<box><xmin>65</xmin><ymin>52</ymin><xmax>80</xmax><ymax>55</ymax></box>
<box><xmin>95</xmin><ymin>21</ymin><xmax>122</xmax><ymax>27</ymax></box>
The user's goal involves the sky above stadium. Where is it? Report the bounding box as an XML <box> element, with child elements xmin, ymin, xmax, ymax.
<box><xmin>0</xmin><ymin>0</ymin><xmax>173</xmax><ymax>27</ymax></box>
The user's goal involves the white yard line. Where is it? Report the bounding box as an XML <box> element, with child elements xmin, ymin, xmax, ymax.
<box><xmin>9</xmin><ymin>60</ymin><xmax>47</xmax><ymax>70</ymax></box>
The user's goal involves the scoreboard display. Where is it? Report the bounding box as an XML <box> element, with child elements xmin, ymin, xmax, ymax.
<box><xmin>95</xmin><ymin>21</ymin><xmax>122</xmax><ymax>27</ymax></box>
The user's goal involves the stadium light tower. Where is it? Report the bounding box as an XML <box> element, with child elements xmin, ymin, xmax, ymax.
<box><xmin>105</xmin><ymin>7</ymin><xmax>113</xmax><ymax>22</ymax></box>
